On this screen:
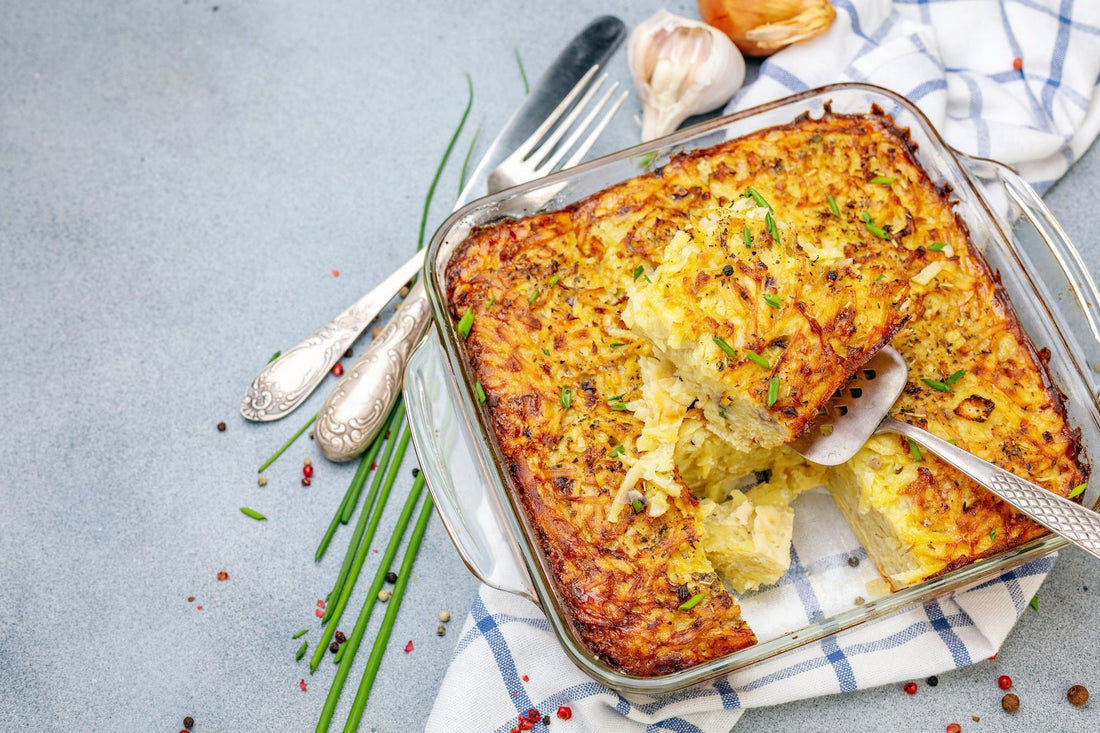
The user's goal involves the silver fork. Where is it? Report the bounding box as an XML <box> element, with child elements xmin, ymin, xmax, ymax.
<box><xmin>306</xmin><ymin>71</ymin><xmax>627</xmax><ymax>461</ymax></box>
<box><xmin>239</xmin><ymin>66</ymin><xmax>625</xmax><ymax>427</ymax></box>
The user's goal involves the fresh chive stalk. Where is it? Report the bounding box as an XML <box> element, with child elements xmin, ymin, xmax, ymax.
<box><xmin>766</xmin><ymin>376</ymin><xmax>780</xmax><ymax>407</ymax></box>
<box><xmin>827</xmin><ymin>194</ymin><xmax>840</xmax><ymax>217</ymax></box>
<box><xmin>240</xmin><ymin>507</ymin><xmax>266</xmax><ymax>521</ymax></box>
<box><xmin>514</xmin><ymin>48</ymin><xmax>529</xmax><ymax>94</ymax></box>
<box><xmin>417</xmin><ymin>75</ymin><xmax>473</xmax><ymax>252</ymax></box>
<box><xmin>743</xmin><ymin>187</ymin><xmax>773</xmax><ymax>211</ymax></box>
<box><xmin>921</xmin><ymin>378</ymin><xmax>951</xmax><ymax>392</ymax></box>
<box><xmin>548</xmin><ymin>274</ymin><xmax>560</xmax><ymax>288</ymax></box>
<box><xmin>870</xmin><ymin>176</ymin><xmax>897</xmax><ymax>185</ymax></box>
<box><xmin>742</xmin><ymin>225</ymin><xmax>753</xmax><ymax>248</ymax></box>
<box><xmin>341</xmin><ymin>494</ymin><xmax>435</xmax><ymax>732</ymax></box>
<box><xmin>314</xmin><ymin>477</ymin><xmax>428</xmax><ymax>733</ymax></box>
<box><xmin>561</xmin><ymin>385</ymin><xmax>572</xmax><ymax>409</ymax></box>
<box><xmin>528</xmin><ymin>287</ymin><xmax>540</xmax><ymax>306</ymax></box>
<box><xmin>633</xmin><ymin>264</ymin><xmax>646</xmax><ymax>282</ymax></box>
<box><xmin>765</xmin><ymin>210</ymin><xmax>780</xmax><ymax>243</ymax></box>
<box><xmin>292</xmin><ymin>629</ymin><xmax>309</xmax><ymax>639</ymax></box>
<box><xmin>268</xmin><ymin>350</ymin><xmax>282</xmax><ymax>363</ymax></box>
<box><xmin>456</xmin><ymin>308</ymin><xmax>474</xmax><ymax>338</ymax></box>
<box><xmin>258</xmin><ymin>413</ymin><xmax>317</xmax><ymax>473</ymax></box>
<box><xmin>945</xmin><ymin>369</ymin><xmax>966</xmax><ymax>385</ymax></box>
<box><xmin>296</xmin><ymin>641</ymin><xmax>308</xmax><ymax>661</ymax></box>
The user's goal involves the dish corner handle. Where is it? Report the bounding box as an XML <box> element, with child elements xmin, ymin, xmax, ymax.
<box><xmin>404</xmin><ymin>332</ymin><xmax>537</xmax><ymax>602</ymax></box>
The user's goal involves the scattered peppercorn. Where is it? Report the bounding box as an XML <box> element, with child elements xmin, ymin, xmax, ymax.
<box><xmin>437</xmin><ymin>625</ymin><xmax>446</xmax><ymax>636</ymax></box>
<box><xmin>998</xmin><ymin>674</ymin><xmax>1013</xmax><ymax>690</ymax></box>
<box><xmin>904</xmin><ymin>681</ymin><xmax>918</xmax><ymax>695</ymax></box>
<box><xmin>542</xmin><ymin>715</ymin><xmax>551</xmax><ymax>726</ymax></box>
<box><xmin>1001</xmin><ymin>693</ymin><xmax>1019</xmax><ymax>713</ymax></box>
<box><xmin>334</xmin><ymin>630</ymin><xmax>346</xmax><ymax>644</ymax></box>
<box><xmin>399</xmin><ymin>285</ymin><xmax>410</xmax><ymax>298</ymax></box>
<box><xmin>217</xmin><ymin>421</ymin><xmax>226</xmax><ymax>432</ymax></box>
<box><xmin>945</xmin><ymin>724</ymin><xmax>961</xmax><ymax>733</ymax></box>
<box><xmin>329</xmin><ymin>641</ymin><xmax>340</xmax><ymax>653</ymax></box>
<box><xmin>1067</xmin><ymin>684</ymin><xmax>1089</xmax><ymax>706</ymax></box>
<box><xmin>187</xmin><ymin>596</ymin><xmax>195</xmax><ymax>603</ymax></box>
<box><xmin>344</xmin><ymin>347</ymin><xmax>353</xmax><ymax>358</ymax></box>
<box><xmin>301</xmin><ymin>477</ymin><xmax>311</xmax><ymax>486</ymax></box>
<box><xmin>385</xmin><ymin>571</ymin><xmax>398</xmax><ymax>583</ymax></box>
<box><xmin>412</xmin><ymin>467</ymin><xmax>420</xmax><ymax>478</ymax></box>
<box><xmin>378</xmin><ymin>589</ymin><xmax>392</xmax><ymax>602</ymax></box>
<box><xmin>332</xmin><ymin>363</ymin><xmax>344</xmax><ymax>377</ymax></box>
<box><xmin>971</xmin><ymin>717</ymin><xmax>980</xmax><ymax>722</ymax></box>
<box><xmin>927</xmin><ymin>675</ymin><xmax>939</xmax><ymax>687</ymax></box>
<box><xmin>556</xmin><ymin>706</ymin><xmax>572</xmax><ymax>720</ymax></box>
<box><xmin>216</xmin><ymin>571</ymin><xmax>229</xmax><ymax>581</ymax></box>
<box><xmin>1013</xmin><ymin>57</ymin><xmax>1023</xmax><ymax>71</ymax></box>
<box><xmin>303</xmin><ymin>463</ymin><xmax>314</xmax><ymax>478</ymax></box>
<box><xmin>183</xmin><ymin>716</ymin><xmax>194</xmax><ymax>729</ymax></box>
<box><xmin>722</xmin><ymin>264</ymin><xmax>734</xmax><ymax>276</ymax></box>
<box><xmin>847</xmin><ymin>555</ymin><xmax>860</xmax><ymax>567</ymax></box>
<box><xmin>438</xmin><ymin>610</ymin><xmax>451</xmax><ymax>622</ymax></box>
<box><xmin>257</xmin><ymin>475</ymin><xmax>267</xmax><ymax>487</ymax></box>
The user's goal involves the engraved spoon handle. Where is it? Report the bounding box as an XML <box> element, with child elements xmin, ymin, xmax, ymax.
<box><xmin>882</xmin><ymin>416</ymin><xmax>1100</xmax><ymax>560</ymax></box>
<box><xmin>239</xmin><ymin>251</ymin><xmax>424</xmax><ymax>421</ymax></box>
<box><xmin>315</xmin><ymin>279</ymin><xmax>431</xmax><ymax>461</ymax></box>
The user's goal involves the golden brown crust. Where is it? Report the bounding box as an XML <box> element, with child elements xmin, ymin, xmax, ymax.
<box><xmin>445</xmin><ymin>108</ymin><xmax>1088</xmax><ymax>675</ymax></box>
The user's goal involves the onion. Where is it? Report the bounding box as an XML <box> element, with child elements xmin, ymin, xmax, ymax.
<box><xmin>697</xmin><ymin>0</ymin><xmax>837</xmax><ymax>57</ymax></box>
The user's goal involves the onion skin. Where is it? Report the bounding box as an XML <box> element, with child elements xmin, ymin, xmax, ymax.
<box><xmin>697</xmin><ymin>0</ymin><xmax>837</xmax><ymax>57</ymax></box>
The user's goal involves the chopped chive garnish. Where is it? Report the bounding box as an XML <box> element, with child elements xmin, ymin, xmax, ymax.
<box><xmin>548</xmin><ymin>274</ymin><xmax>560</xmax><ymax>288</ymax></box>
<box><xmin>907</xmin><ymin>438</ymin><xmax>922</xmax><ymax>461</ymax></box>
<box><xmin>863</xmin><ymin>221</ymin><xmax>890</xmax><ymax>240</ymax></box>
<box><xmin>945</xmin><ymin>369</ymin><xmax>966</xmax><ymax>385</ymax></box>
<box><xmin>1069</xmin><ymin>483</ymin><xmax>1087</xmax><ymax>499</ymax></box>
<box><xmin>876</xmin><ymin>273</ymin><xmax>887</xmax><ymax>282</ymax></box>
<box><xmin>921</xmin><ymin>377</ymin><xmax>951</xmax><ymax>392</ymax></box>
<box><xmin>870</xmin><ymin>176</ymin><xmax>897</xmax><ymax>185</ymax></box>
<box><xmin>240</xmin><ymin>507</ymin><xmax>266</xmax><ymax>520</ymax></box>
<box><xmin>1029</xmin><ymin>595</ymin><xmax>1039</xmax><ymax>611</ymax></box>
<box><xmin>456</xmin><ymin>308</ymin><xmax>474</xmax><ymax>338</ymax></box>
<box><xmin>827</xmin><ymin>194</ymin><xmax>840</xmax><ymax>216</ymax></box>
<box><xmin>745</xmin><ymin>349</ymin><xmax>770</xmax><ymax>369</ymax></box>
<box><xmin>514</xmin><ymin>47</ymin><xmax>529</xmax><ymax>94</ymax></box>
<box><xmin>267</xmin><ymin>350</ymin><xmax>282</xmax><ymax>363</ymax></box>
<box><xmin>637</xmin><ymin>151</ymin><xmax>657</xmax><ymax>169</ymax></box>
<box><xmin>713</xmin><ymin>335</ymin><xmax>738</xmax><ymax>359</ymax></box>
<box><xmin>860</xmin><ymin>211</ymin><xmax>873</xmax><ymax>224</ymax></box>
<box><xmin>295</xmin><ymin>641</ymin><xmax>308</xmax><ymax>661</ymax></box>
<box><xmin>561</xmin><ymin>385</ymin><xmax>572</xmax><ymax>409</ymax></box>
<box><xmin>487</xmin><ymin>296</ymin><xmax>495</xmax><ymax>307</ymax></box>
<box><xmin>608</xmin><ymin>392</ymin><xmax>626</xmax><ymax>402</ymax></box>
<box><xmin>766</xmin><ymin>376</ymin><xmax>780</xmax><ymax>406</ymax></box>
<box><xmin>679</xmin><ymin>592</ymin><xmax>705</xmax><ymax>611</ymax></box>
<box><xmin>609</xmin><ymin>342</ymin><xmax>625</xmax><ymax>349</ymax></box>
<box><xmin>292</xmin><ymin>629</ymin><xmax>308</xmax><ymax>639</ymax></box>
<box><xmin>765</xmin><ymin>210</ymin><xmax>780</xmax><ymax>243</ymax></box>
<box><xmin>609</xmin><ymin>402</ymin><xmax>628</xmax><ymax>411</ymax></box>
<box><xmin>929</xmin><ymin>241</ymin><xmax>947</xmax><ymax>252</ymax></box>
<box><xmin>474</xmin><ymin>381</ymin><xmax>486</xmax><ymax>405</ymax></box>
<box><xmin>989</xmin><ymin>528</ymin><xmax>997</xmax><ymax>542</ymax></box>
<box><xmin>528</xmin><ymin>287</ymin><xmax>540</xmax><ymax>305</ymax></box>
<box><xmin>742</xmin><ymin>225</ymin><xmax>753</xmax><ymax>248</ymax></box>
<box><xmin>763</xmin><ymin>293</ymin><xmax>781</xmax><ymax>309</ymax></box>
<box><xmin>631</xmin><ymin>498</ymin><xmax>644</xmax><ymax>514</ymax></box>
<box><xmin>542</xmin><ymin>348</ymin><xmax>550</xmax><ymax>356</ymax></box>
<box><xmin>610</xmin><ymin>444</ymin><xmax>625</xmax><ymax>458</ymax></box>
<box><xmin>743</xmin><ymin>187</ymin><xmax>773</xmax><ymax>211</ymax></box>
<box><xmin>633</xmin><ymin>264</ymin><xmax>645</xmax><ymax>281</ymax></box>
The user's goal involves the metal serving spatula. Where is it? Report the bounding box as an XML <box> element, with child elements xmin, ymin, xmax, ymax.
<box><xmin>791</xmin><ymin>345</ymin><xmax>1100</xmax><ymax>561</ymax></box>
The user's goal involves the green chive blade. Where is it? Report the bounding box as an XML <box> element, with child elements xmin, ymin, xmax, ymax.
<box><xmin>766</xmin><ymin>376</ymin><xmax>780</xmax><ymax>407</ymax></box>
<box><xmin>763</xmin><ymin>293</ymin><xmax>781</xmax><ymax>309</ymax></box>
<box><xmin>746</xmin><ymin>349</ymin><xmax>770</xmax><ymax>369</ymax></box>
<box><xmin>474</xmin><ymin>381</ymin><xmax>486</xmax><ymax>405</ymax></box>
<box><xmin>921</xmin><ymin>378</ymin><xmax>951</xmax><ymax>392</ymax></box>
<box><xmin>679</xmin><ymin>592</ymin><xmax>705</xmax><ymax>611</ymax></box>
<box><xmin>1069</xmin><ymin>483</ymin><xmax>1087</xmax><ymax>499</ymax></box>
<box><xmin>945</xmin><ymin>369</ymin><xmax>966</xmax><ymax>385</ymax></box>
<box><xmin>610</xmin><ymin>444</ymin><xmax>625</xmax><ymax>458</ymax></box>
<box><xmin>561</xmin><ymin>385</ymin><xmax>572</xmax><ymax>410</ymax></box>
<box><xmin>292</xmin><ymin>629</ymin><xmax>308</xmax><ymax>639</ymax></box>
<box><xmin>240</xmin><ymin>507</ymin><xmax>266</xmax><ymax>521</ymax></box>
<box><xmin>742</xmin><ymin>225</ymin><xmax>753</xmax><ymax>248</ymax></box>
<box><xmin>456</xmin><ymin>308</ymin><xmax>474</xmax><ymax>339</ymax></box>
<box><xmin>258</xmin><ymin>413</ymin><xmax>317</xmax><ymax>473</ymax></box>
<box><xmin>296</xmin><ymin>641</ymin><xmax>308</xmax><ymax>661</ymax></box>
<box><xmin>929</xmin><ymin>241</ymin><xmax>947</xmax><ymax>252</ymax></box>
<box><xmin>870</xmin><ymin>176</ymin><xmax>897</xmax><ymax>185</ymax></box>
<box><xmin>712</xmin><ymin>335</ymin><xmax>738</xmax><ymax>360</ymax></box>
<box><xmin>907</xmin><ymin>438</ymin><xmax>922</xmax><ymax>461</ymax></box>
<box><xmin>514</xmin><ymin>47</ymin><xmax>529</xmax><ymax>94</ymax></box>
<box><xmin>1030</xmin><ymin>595</ymin><xmax>1039</xmax><ymax>612</ymax></box>
<box><xmin>827</xmin><ymin>194</ymin><xmax>840</xmax><ymax>217</ymax></box>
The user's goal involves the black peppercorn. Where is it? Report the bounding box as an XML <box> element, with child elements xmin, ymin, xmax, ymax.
<box><xmin>543</xmin><ymin>715</ymin><xmax>551</xmax><ymax>725</ymax></box>
<box><xmin>847</xmin><ymin>555</ymin><xmax>860</xmax><ymax>567</ymax></box>
<box><xmin>722</xmin><ymin>265</ymin><xmax>734</xmax><ymax>277</ymax></box>
<box><xmin>412</xmin><ymin>467</ymin><xmax>420</xmax><ymax>477</ymax></box>
<box><xmin>216</xmin><ymin>422</ymin><xmax>226</xmax><ymax>432</ymax></box>
<box><xmin>385</xmin><ymin>571</ymin><xmax>398</xmax><ymax>583</ymax></box>
<box><xmin>329</xmin><ymin>641</ymin><xmax>340</xmax><ymax>653</ymax></box>
<box><xmin>927</xmin><ymin>675</ymin><xmax>939</xmax><ymax>687</ymax></box>
<box><xmin>183</xmin><ymin>716</ymin><xmax>194</xmax><ymax>730</ymax></box>
<box><xmin>334</xmin><ymin>630</ymin><xmax>346</xmax><ymax>644</ymax></box>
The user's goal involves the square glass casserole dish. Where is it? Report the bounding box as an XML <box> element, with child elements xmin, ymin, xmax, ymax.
<box><xmin>403</xmin><ymin>83</ymin><xmax>1100</xmax><ymax>694</ymax></box>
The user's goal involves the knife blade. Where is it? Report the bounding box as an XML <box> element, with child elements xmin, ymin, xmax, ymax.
<box><xmin>240</xmin><ymin>15</ymin><xmax>626</xmax><ymax>425</ymax></box>
<box><xmin>308</xmin><ymin>18</ymin><xmax>627</xmax><ymax>460</ymax></box>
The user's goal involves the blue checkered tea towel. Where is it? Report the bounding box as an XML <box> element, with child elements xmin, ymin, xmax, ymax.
<box><xmin>428</xmin><ymin>1</ymin><xmax>1100</xmax><ymax>730</ymax></box>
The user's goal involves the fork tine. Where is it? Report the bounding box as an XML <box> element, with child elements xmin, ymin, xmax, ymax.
<box><xmin>508</xmin><ymin>65</ymin><xmax>600</xmax><ymax>163</ymax></box>
<box><xmin>525</xmin><ymin>72</ymin><xmax>609</xmax><ymax>168</ymax></box>
<box><xmin>541</xmin><ymin>83</ymin><xmax>627</xmax><ymax>174</ymax></box>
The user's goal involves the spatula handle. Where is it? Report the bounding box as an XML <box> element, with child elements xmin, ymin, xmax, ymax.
<box><xmin>881</xmin><ymin>416</ymin><xmax>1100</xmax><ymax>560</ymax></box>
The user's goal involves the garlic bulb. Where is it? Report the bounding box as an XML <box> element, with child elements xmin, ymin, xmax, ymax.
<box><xmin>698</xmin><ymin>0</ymin><xmax>837</xmax><ymax>57</ymax></box>
<box><xmin>628</xmin><ymin>9</ymin><xmax>746</xmax><ymax>142</ymax></box>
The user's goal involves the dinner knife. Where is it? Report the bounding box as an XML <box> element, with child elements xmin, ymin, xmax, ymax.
<box><xmin>239</xmin><ymin>16</ymin><xmax>626</xmax><ymax>426</ymax></box>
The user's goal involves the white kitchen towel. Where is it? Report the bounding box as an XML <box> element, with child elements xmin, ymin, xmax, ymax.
<box><xmin>428</xmin><ymin>1</ymin><xmax>1100</xmax><ymax>730</ymax></box>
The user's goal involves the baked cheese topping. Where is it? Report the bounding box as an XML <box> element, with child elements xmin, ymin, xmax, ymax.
<box><xmin>445</xmin><ymin>108</ymin><xmax>1089</xmax><ymax>676</ymax></box>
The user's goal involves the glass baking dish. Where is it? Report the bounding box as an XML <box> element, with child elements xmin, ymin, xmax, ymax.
<box><xmin>403</xmin><ymin>83</ymin><xmax>1100</xmax><ymax>695</ymax></box>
